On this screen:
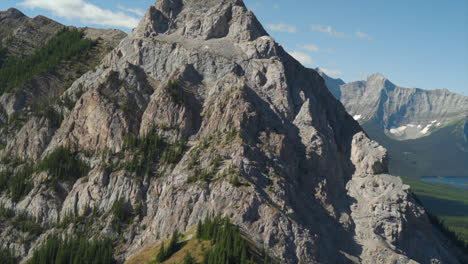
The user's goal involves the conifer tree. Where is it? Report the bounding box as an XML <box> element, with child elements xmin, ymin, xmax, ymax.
<box><xmin>156</xmin><ymin>241</ymin><xmax>166</xmax><ymax>263</ymax></box>
<box><xmin>183</xmin><ymin>252</ymin><xmax>197</xmax><ymax>264</ymax></box>
<box><xmin>196</xmin><ymin>220</ymin><xmax>203</xmax><ymax>240</ymax></box>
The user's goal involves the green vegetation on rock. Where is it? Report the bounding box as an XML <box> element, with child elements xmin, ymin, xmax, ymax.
<box><xmin>196</xmin><ymin>216</ymin><xmax>273</xmax><ymax>264</ymax></box>
<box><xmin>0</xmin><ymin>146</ymin><xmax>88</xmax><ymax>202</ymax></box>
<box><xmin>111</xmin><ymin>197</ymin><xmax>134</xmax><ymax>224</ymax></box>
<box><xmin>0</xmin><ymin>44</ymin><xmax>7</xmax><ymax>67</ymax></box>
<box><xmin>0</xmin><ymin>28</ymin><xmax>97</xmax><ymax>95</ymax></box>
<box><xmin>0</xmin><ymin>248</ymin><xmax>16</xmax><ymax>264</ymax></box>
<box><xmin>155</xmin><ymin>231</ymin><xmax>181</xmax><ymax>263</ymax></box>
<box><xmin>122</xmin><ymin>129</ymin><xmax>186</xmax><ymax>176</ymax></box>
<box><xmin>0</xmin><ymin>165</ymin><xmax>35</xmax><ymax>202</ymax></box>
<box><xmin>37</xmin><ymin>146</ymin><xmax>90</xmax><ymax>185</ymax></box>
<box><xmin>142</xmin><ymin>217</ymin><xmax>275</xmax><ymax>264</ymax></box>
<box><xmin>0</xmin><ymin>204</ymin><xmax>42</xmax><ymax>237</ymax></box>
<box><xmin>28</xmin><ymin>235</ymin><xmax>115</xmax><ymax>264</ymax></box>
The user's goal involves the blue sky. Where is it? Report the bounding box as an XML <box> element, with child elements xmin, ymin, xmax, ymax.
<box><xmin>2</xmin><ymin>0</ymin><xmax>468</xmax><ymax>95</ymax></box>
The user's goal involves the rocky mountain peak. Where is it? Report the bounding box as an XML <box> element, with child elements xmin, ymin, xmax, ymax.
<box><xmin>0</xmin><ymin>8</ymin><xmax>25</xmax><ymax>20</ymax></box>
<box><xmin>135</xmin><ymin>0</ymin><xmax>267</xmax><ymax>42</ymax></box>
<box><xmin>367</xmin><ymin>72</ymin><xmax>387</xmax><ymax>83</ymax></box>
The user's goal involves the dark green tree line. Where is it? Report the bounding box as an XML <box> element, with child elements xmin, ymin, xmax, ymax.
<box><xmin>0</xmin><ymin>248</ymin><xmax>16</xmax><ymax>264</ymax></box>
<box><xmin>196</xmin><ymin>216</ymin><xmax>273</xmax><ymax>264</ymax></box>
<box><xmin>0</xmin><ymin>44</ymin><xmax>7</xmax><ymax>67</ymax></box>
<box><xmin>28</xmin><ymin>235</ymin><xmax>115</xmax><ymax>264</ymax></box>
<box><xmin>122</xmin><ymin>129</ymin><xmax>185</xmax><ymax>176</ymax></box>
<box><xmin>0</xmin><ymin>28</ymin><xmax>97</xmax><ymax>95</ymax></box>
<box><xmin>0</xmin><ymin>146</ymin><xmax>89</xmax><ymax>202</ymax></box>
<box><xmin>155</xmin><ymin>230</ymin><xmax>181</xmax><ymax>262</ymax></box>
<box><xmin>37</xmin><ymin>146</ymin><xmax>90</xmax><ymax>184</ymax></box>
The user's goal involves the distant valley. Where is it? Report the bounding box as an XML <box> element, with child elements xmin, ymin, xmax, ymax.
<box><xmin>319</xmin><ymin>70</ymin><xmax>468</xmax><ymax>179</ymax></box>
<box><xmin>319</xmin><ymin>69</ymin><xmax>468</xmax><ymax>243</ymax></box>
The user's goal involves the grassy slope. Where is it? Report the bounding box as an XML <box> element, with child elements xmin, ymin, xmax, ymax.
<box><xmin>125</xmin><ymin>228</ymin><xmax>212</xmax><ymax>264</ymax></box>
<box><xmin>362</xmin><ymin>119</ymin><xmax>468</xmax><ymax>242</ymax></box>
<box><xmin>125</xmin><ymin>237</ymin><xmax>212</xmax><ymax>264</ymax></box>
<box><xmin>125</xmin><ymin>226</ymin><xmax>268</xmax><ymax>264</ymax></box>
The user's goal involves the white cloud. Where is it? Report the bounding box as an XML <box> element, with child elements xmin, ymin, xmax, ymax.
<box><xmin>289</xmin><ymin>51</ymin><xmax>314</xmax><ymax>65</ymax></box>
<box><xmin>301</xmin><ymin>44</ymin><xmax>334</xmax><ymax>53</ymax></box>
<box><xmin>301</xmin><ymin>44</ymin><xmax>319</xmax><ymax>52</ymax></box>
<box><xmin>266</xmin><ymin>23</ymin><xmax>297</xmax><ymax>33</ymax></box>
<box><xmin>356</xmin><ymin>30</ymin><xmax>372</xmax><ymax>40</ymax></box>
<box><xmin>117</xmin><ymin>5</ymin><xmax>145</xmax><ymax>17</ymax></box>
<box><xmin>19</xmin><ymin>0</ymin><xmax>140</xmax><ymax>29</ymax></box>
<box><xmin>318</xmin><ymin>67</ymin><xmax>342</xmax><ymax>78</ymax></box>
<box><xmin>311</xmin><ymin>24</ymin><xmax>346</xmax><ymax>38</ymax></box>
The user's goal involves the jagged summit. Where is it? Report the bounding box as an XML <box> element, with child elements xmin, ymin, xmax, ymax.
<box><xmin>0</xmin><ymin>8</ymin><xmax>25</xmax><ymax>19</ymax></box>
<box><xmin>135</xmin><ymin>0</ymin><xmax>267</xmax><ymax>42</ymax></box>
<box><xmin>367</xmin><ymin>72</ymin><xmax>386</xmax><ymax>81</ymax></box>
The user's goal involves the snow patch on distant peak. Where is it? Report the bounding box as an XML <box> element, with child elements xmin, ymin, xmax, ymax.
<box><xmin>390</xmin><ymin>126</ymin><xmax>407</xmax><ymax>135</ymax></box>
<box><xmin>353</xmin><ymin>115</ymin><xmax>362</xmax><ymax>121</ymax></box>
<box><xmin>421</xmin><ymin>124</ymin><xmax>433</xmax><ymax>134</ymax></box>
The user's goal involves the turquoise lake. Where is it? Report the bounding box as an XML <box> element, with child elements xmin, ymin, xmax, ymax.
<box><xmin>421</xmin><ymin>177</ymin><xmax>468</xmax><ymax>190</ymax></box>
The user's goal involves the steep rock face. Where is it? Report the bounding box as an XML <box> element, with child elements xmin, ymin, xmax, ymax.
<box><xmin>1</xmin><ymin>1</ymin><xmax>466</xmax><ymax>264</ymax></box>
<box><xmin>0</xmin><ymin>10</ymin><xmax>127</xmax><ymax>161</ymax></box>
<box><xmin>320</xmin><ymin>72</ymin><xmax>468</xmax><ymax>140</ymax></box>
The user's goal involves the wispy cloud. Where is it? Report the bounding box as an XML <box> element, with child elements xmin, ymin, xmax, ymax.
<box><xmin>311</xmin><ymin>24</ymin><xmax>346</xmax><ymax>38</ymax></box>
<box><xmin>318</xmin><ymin>67</ymin><xmax>342</xmax><ymax>78</ymax></box>
<box><xmin>301</xmin><ymin>44</ymin><xmax>334</xmax><ymax>53</ymax></box>
<box><xmin>311</xmin><ymin>25</ymin><xmax>373</xmax><ymax>40</ymax></box>
<box><xmin>117</xmin><ymin>5</ymin><xmax>145</xmax><ymax>17</ymax></box>
<box><xmin>266</xmin><ymin>23</ymin><xmax>297</xmax><ymax>33</ymax></box>
<box><xmin>355</xmin><ymin>30</ymin><xmax>372</xmax><ymax>40</ymax></box>
<box><xmin>19</xmin><ymin>0</ymin><xmax>140</xmax><ymax>29</ymax></box>
<box><xmin>289</xmin><ymin>51</ymin><xmax>314</xmax><ymax>65</ymax></box>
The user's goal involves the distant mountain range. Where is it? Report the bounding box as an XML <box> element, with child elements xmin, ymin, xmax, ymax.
<box><xmin>319</xmin><ymin>69</ymin><xmax>468</xmax><ymax>178</ymax></box>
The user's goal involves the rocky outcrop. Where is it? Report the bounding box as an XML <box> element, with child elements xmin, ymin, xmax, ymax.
<box><xmin>0</xmin><ymin>1</ymin><xmax>466</xmax><ymax>264</ymax></box>
<box><xmin>0</xmin><ymin>10</ymin><xmax>127</xmax><ymax>161</ymax></box>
